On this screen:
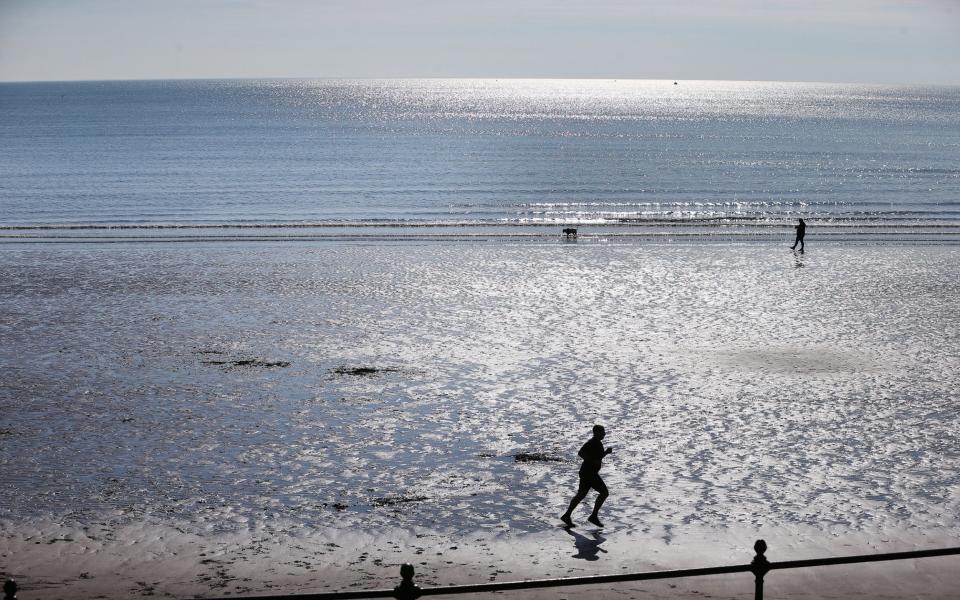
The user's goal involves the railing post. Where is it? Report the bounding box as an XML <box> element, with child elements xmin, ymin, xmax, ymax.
<box><xmin>393</xmin><ymin>563</ymin><xmax>422</xmax><ymax>600</ymax></box>
<box><xmin>4</xmin><ymin>578</ymin><xmax>16</xmax><ymax>600</ymax></box>
<box><xmin>751</xmin><ymin>539</ymin><xmax>770</xmax><ymax>600</ymax></box>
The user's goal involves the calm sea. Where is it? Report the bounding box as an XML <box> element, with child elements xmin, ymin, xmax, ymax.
<box><xmin>1</xmin><ymin>78</ymin><xmax>959</xmax><ymax>242</ymax></box>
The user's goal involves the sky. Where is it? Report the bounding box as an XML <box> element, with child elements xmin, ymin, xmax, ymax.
<box><xmin>1</xmin><ymin>0</ymin><xmax>959</xmax><ymax>84</ymax></box>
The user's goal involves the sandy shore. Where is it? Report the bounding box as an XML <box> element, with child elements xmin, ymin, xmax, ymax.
<box><xmin>2</xmin><ymin>240</ymin><xmax>959</xmax><ymax>598</ymax></box>
<box><xmin>3</xmin><ymin>518</ymin><xmax>959</xmax><ymax>599</ymax></box>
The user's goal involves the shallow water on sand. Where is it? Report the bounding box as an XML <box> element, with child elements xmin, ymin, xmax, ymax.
<box><xmin>1</xmin><ymin>240</ymin><xmax>958</xmax><ymax>545</ymax></box>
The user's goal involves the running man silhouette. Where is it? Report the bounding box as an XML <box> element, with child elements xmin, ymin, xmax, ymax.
<box><xmin>561</xmin><ymin>424</ymin><xmax>612</xmax><ymax>527</ymax></box>
<box><xmin>790</xmin><ymin>218</ymin><xmax>806</xmax><ymax>252</ymax></box>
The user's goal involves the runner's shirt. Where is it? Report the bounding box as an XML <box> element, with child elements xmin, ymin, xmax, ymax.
<box><xmin>578</xmin><ymin>437</ymin><xmax>605</xmax><ymax>476</ymax></box>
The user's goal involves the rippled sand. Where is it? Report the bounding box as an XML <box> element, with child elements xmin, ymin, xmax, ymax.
<box><xmin>1</xmin><ymin>241</ymin><xmax>958</xmax><ymax>598</ymax></box>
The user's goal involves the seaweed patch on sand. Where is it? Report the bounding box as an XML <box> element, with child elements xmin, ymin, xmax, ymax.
<box><xmin>329</xmin><ymin>366</ymin><xmax>402</xmax><ymax>377</ymax></box>
<box><xmin>195</xmin><ymin>348</ymin><xmax>226</xmax><ymax>355</ymax></box>
<box><xmin>513</xmin><ymin>453</ymin><xmax>563</xmax><ymax>463</ymax></box>
<box><xmin>202</xmin><ymin>358</ymin><xmax>291</xmax><ymax>369</ymax></box>
<box><xmin>194</xmin><ymin>348</ymin><xmax>291</xmax><ymax>369</ymax></box>
<box><xmin>371</xmin><ymin>495</ymin><xmax>429</xmax><ymax>507</ymax></box>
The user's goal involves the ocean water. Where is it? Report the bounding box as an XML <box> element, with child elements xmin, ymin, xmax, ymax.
<box><xmin>1</xmin><ymin>79</ymin><xmax>959</xmax><ymax>242</ymax></box>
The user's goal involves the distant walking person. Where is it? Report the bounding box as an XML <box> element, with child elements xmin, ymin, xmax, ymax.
<box><xmin>790</xmin><ymin>218</ymin><xmax>806</xmax><ymax>252</ymax></box>
<box><xmin>561</xmin><ymin>424</ymin><xmax>612</xmax><ymax>527</ymax></box>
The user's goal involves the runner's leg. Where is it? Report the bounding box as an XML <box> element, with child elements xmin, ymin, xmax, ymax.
<box><xmin>562</xmin><ymin>477</ymin><xmax>592</xmax><ymax>525</ymax></box>
<box><xmin>587</xmin><ymin>476</ymin><xmax>609</xmax><ymax>525</ymax></box>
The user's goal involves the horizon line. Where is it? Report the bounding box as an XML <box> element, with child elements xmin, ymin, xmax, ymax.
<box><xmin>2</xmin><ymin>75</ymin><xmax>957</xmax><ymax>87</ymax></box>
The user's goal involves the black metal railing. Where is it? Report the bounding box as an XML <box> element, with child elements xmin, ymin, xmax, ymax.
<box><xmin>4</xmin><ymin>539</ymin><xmax>959</xmax><ymax>600</ymax></box>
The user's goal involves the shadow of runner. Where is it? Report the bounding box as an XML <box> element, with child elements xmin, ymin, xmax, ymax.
<box><xmin>564</xmin><ymin>528</ymin><xmax>607</xmax><ymax>561</ymax></box>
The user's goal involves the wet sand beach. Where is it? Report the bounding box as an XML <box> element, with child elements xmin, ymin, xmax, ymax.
<box><xmin>1</xmin><ymin>240</ymin><xmax>958</xmax><ymax>598</ymax></box>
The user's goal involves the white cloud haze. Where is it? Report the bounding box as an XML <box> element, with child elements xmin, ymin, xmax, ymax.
<box><xmin>1</xmin><ymin>0</ymin><xmax>958</xmax><ymax>83</ymax></box>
